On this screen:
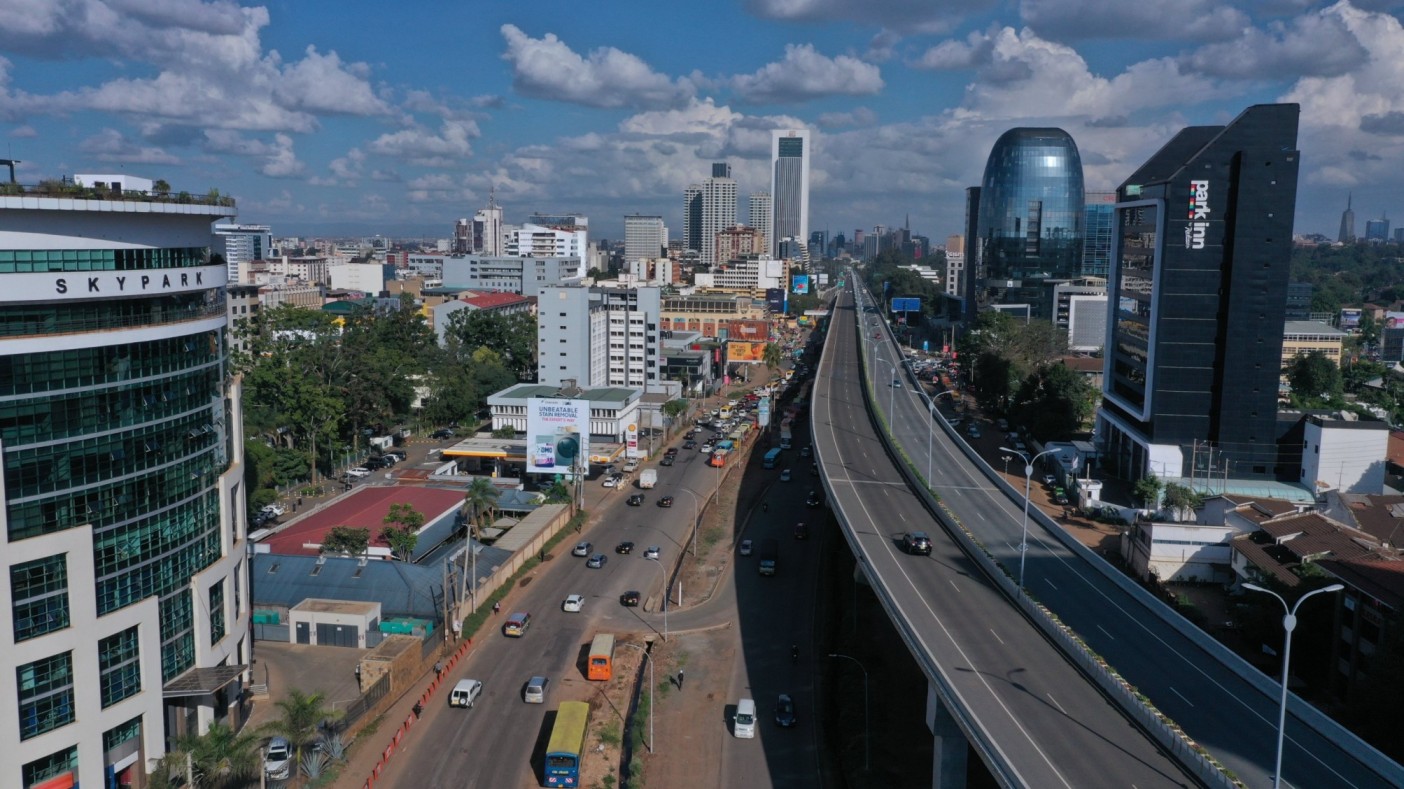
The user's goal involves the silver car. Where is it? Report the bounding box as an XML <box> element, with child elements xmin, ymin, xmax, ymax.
<box><xmin>264</xmin><ymin>736</ymin><xmax>292</xmax><ymax>780</ymax></box>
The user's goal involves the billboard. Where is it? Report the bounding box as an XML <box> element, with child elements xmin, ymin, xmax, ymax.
<box><xmin>727</xmin><ymin>341</ymin><xmax>766</xmax><ymax>363</ymax></box>
<box><xmin>723</xmin><ymin>319</ymin><xmax>769</xmax><ymax>341</ymax></box>
<box><xmin>1386</xmin><ymin>311</ymin><xmax>1404</xmax><ymax>329</ymax></box>
<box><xmin>890</xmin><ymin>297</ymin><xmax>921</xmax><ymax>313</ymax></box>
<box><xmin>792</xmin><ymin>275</ymin><xmax>811</xmax><ymax>295</ymax></box>
<box><xmin>625</xmin><ymin>422</ymin><xmax>640</xmax><ymax>459</ymax></box>
<box><xmin>766</xmin><ymin>288</ymin><xmax>787</xmax><ymax>312</ymax></box>
<box><xmin>1340</xmin><ymin>308</ymin><xmax>1362</xmax><ymax>330</ymax></box>
<box><xmin>817</xmin><ymin>273</ymin><xmax>830</xmax><ymax>286</ymax></box>
<box><xmin>527</xmin><ymin>398</ymin><xmax>590</xmax><ymax>475</ymax></box>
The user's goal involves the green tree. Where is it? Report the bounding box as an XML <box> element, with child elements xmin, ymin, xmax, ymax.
<box><xmin>1162</xmin><ymin>483</ymin><xmax>1204</xmax><ymax>521</ymax></box>
<box><xmin>321</xmin><ymin>526</ymin><xmax>371</xmax><ymax>556</ymax></box>
<box><xmin>380</xmin><ymin>502</ymin><xmax>424</xmax><ymax>561</ymax></box>
<box><xmin>152</xmin><ymin>721</ymin><xmax>263</xmax><ymax>789</ymax></box>
<box><xmin>462</xmin><ymin>476</ymin><xmax>498</xmax><ymax>533</ymax></box>
<box><xmin>446</xmin><ymin>310</ymin><xmax>538</xmax><ymax>380</ymax></box>
<box><xmin>762</xmin><ymin>342</ymin><xmax>785</xmax><ymax>370</ymax></box>
<box><xmin>260</xmin><ymin>690</ymin><xmax>340</xmax><ymax>778</ymax></box>
<box><xmin>1134</xmin><ymin>475</ymin><xmax>1164</xmax><ymax>510</ymax></box>
<box><xmin>1287</xmin><ymin>350</ymin><xmax>1343</xmax><ymax>404</ymax></box>
<box><xmin>1010</xmin><ymin>362</ymin><xmax>1097</xmax><ymax>441</ymax></box>
<box><xmin>661</xmin><ymin>399</ymin><xmax>689</xmax><ymax>420</ymax></box>
<box><xmin>491</xmin><ymin>425</ymin><xmax>517</xmax><ymax>439</ymax></box>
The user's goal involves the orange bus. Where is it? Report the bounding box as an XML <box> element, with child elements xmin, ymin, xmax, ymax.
<box><xmin>588</xmin><ymin>633</ymin><xmax>615</xmax><ymax>681</ymax></box>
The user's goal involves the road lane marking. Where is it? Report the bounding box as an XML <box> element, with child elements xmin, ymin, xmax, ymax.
<box><xmin>1096</xmin><ymin>625</ymin><xmax>1114</xmax><ymax>640</ymax></box>
<box><xmin>1047</xmin><ymin>694</ymin><xmax>1067</xmax><ymax>717</ymax></box>
<box><xmin>990</xmin><ymin>629</ymin><xmax>1005</xmax><ymax>645</ymax></box>
<box><xmin>1169</xmin><ymin>687</ymin><xmax>1195</xmax><ymax>707</ymax></box>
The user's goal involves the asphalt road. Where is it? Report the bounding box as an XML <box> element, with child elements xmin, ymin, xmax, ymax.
<box><xmin>850</xmin><ymin>279</ymin><xmax>1404</xmax><ymax>789</ymax></box>
<box><xmin>816</xmin><ymin>285</ymin><xmax>1200</xmax><ymax>788</ymax></box>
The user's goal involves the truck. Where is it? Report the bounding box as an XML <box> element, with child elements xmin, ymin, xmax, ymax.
<box><xmin>779</xmin><ymin>419</ymin><xmax>793</xmax><ymax>450</ymax></box>
<box><xmin>638</xmin><ymin>469</ymin><xmax>657</xmax><ymax>489</ymax></box>
<box><xmin>758</xmin><ymin>539</ymin><xmax>779</xmax><ymax>576</ymax></box>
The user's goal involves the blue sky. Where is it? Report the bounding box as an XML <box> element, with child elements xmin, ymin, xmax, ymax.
<box><xmin>2</xmin><ymin>1</ymin><xmax>1403</xmax><ymax>242</ymax></box>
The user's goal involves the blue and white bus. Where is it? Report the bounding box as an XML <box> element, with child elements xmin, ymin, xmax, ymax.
<box><xmin>763</xmin><ymin>448</ymin><xmax>782</xmax><ymax>469</ymax></box>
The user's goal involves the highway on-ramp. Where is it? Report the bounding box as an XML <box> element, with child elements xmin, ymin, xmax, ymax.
<box><xmin>813</xmin><ymin>286</ymin><xmax>1199</xmax><ymax>787</ymax></box>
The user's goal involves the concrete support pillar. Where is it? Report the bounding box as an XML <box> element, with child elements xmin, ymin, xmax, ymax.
<box><xmin>926</xmin><ymin>682</ymin><xmax>969</xmax><ymax>789</ymax></box>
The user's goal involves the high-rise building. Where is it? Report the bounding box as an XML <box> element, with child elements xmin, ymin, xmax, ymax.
<box><xmin>1365</xmin><ymin>215</ymin><xmax>1390</xmax><ymax>243</ymax></box>
<box><xmin>1285</xmin><ymin>282</ymin><xmax>1314</xmax><ymax>321</ymax></box>
<box><xmin>504</xmin><ymin>221</ymin><xmax>588</xmax><ymax>259</ymax></box>
<box><xmin>974</xmin><ymin>128</ymin><xmax>1085</xmax><ymax>320</ymax></box>
<box><xmin>0</xmin><ymin>178</ymin><xmax>250</xmax><ymax>788</ymax></box>
<box><xmin>683</xmin><ymin>185</ymin><xmax>703</xmax><ymax>255</ymax></box>
<box><xmin>537</xmin><ymin>285</ymin><xmax>662</xmax><ymax>391</ymax></box>
<box><xmin>770</xmin><ymin>129</ymin><xmax>810</xmax><ymax>259</ymax></box>
<box><xmin>473</xmin><ymin>196</ymin><xmax>504</xmax><ymax>256</ymax></box>
<box><xmin>1098</xmin><ymin>103</ymin><xmax>1301</xmax><ymax>481</ymax></box>
<box><xmin>1338</xmin><ymin>194</ymin><xmax>1355</xmax><ymax>243</ymax></box>
<box><xmin>961</xmin><ymin>187</ymin><xmax>981</xmax><ymax>321</ymax></box>
<box><xmin>624</xmin><ymin>215</ymin><xmax>667</xmax><ymax>262</ymax></box>
<box><xmin>698</xmin><ymin>163</ymin><xmax>736</xmax><ymax>267</ymax></box>
<box><xmin>213</xmin><ymin>223</ymin><xmax>271</xmax><ymax>285</ymax></box>
<box><xmin>748</xmin><ymin>191</ymin><xmax>772</xmax><ymax>254</ymax></box>
<box><xmin>1081</xmin><ymin>192</ymin><xmax>1116</xmax><ymax>278</ymax></box>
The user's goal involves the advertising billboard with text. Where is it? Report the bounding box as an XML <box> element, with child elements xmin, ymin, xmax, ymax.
<box><xmin>527</xmin><ymin>398</ymin><xmax>590</xmax><ymax>476</ymax></box>
<box><xmin>792</xmin><ymin>275</ymin><xmax>810</xmax><ymax>295</ymax></box>
<box><xmin>727</xmin><ymin>341</ymin><xmax>766</xmax><ymax>363</ymax></box>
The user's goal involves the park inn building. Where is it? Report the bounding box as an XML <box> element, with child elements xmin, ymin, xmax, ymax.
<box><xmin>0</xmin><ymin>179</ymin><xmax>251</xmax><ymax>789</ymax></box>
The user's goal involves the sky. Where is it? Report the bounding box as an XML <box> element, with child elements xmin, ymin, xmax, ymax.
<box><xmin>2</xmin><ymin>0</ymin><xmax>1403</xmax><ymax>243</ymax></box>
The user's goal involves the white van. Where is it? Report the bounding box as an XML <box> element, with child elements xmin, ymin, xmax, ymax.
<box><xmin>733</xmin><ymin>698</ymin><xmax>757</xmax><ymax>738</ymax></box>
<box><xmin>449</xmin><ymin>679</ymin><xmax>483</xmax><ymax>708</ymax></box>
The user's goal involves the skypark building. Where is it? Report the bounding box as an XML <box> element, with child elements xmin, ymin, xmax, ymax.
<box><xmin>1098</xmin><ymin>104</ymin><xmax>1301</xmax><ymax>482</ymax></box>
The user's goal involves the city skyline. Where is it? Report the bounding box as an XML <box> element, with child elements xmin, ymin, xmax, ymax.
<box><xmin>1</xmin><ymin>2</ymin><xmax>1403</xmax><ymax>241</ymax></box>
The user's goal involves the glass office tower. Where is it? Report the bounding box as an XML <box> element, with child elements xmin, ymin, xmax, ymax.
<box><xmin>974</xmin><ymin>128</ymin><xmax>1085</xmax><ymax>319</ymax></box>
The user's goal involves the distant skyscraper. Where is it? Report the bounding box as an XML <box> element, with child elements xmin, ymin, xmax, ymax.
<box><xmin>962</xmin><ymin>186</ymin><xmax>981</xmax><ymax>321</ymax></box>
<box><xmin>770</xmin><ymin>129</ymin><xmax>810</xmax><ymax>258</ymax></box>
<box><xmin>748</xmin><ymin>191</ymin><xmax>772</xmax><ymax>254</ymax></box>
<box><xmin>683</xmin><ymin>185</ymin><xmax>703</xmax><ymax>254</ymax></box>
<box><xmin>473</xmin><ymin>195</ymin><xmax>503</xmax><ymax>256</ymax></box>
<box><xmin>1098</xmin><ymin>103</ymin><xmax>1301</xmax><ymax>481</ymax></box>
<box><xmin>624</xmin><ymin>215</ymin><xmax>666</xmax><ymax>262</ymax></box>
<box><xmin>1338</xmin><ymin>194</ymin><xmax>1355</xmax><ymax>243</ymax></box>
<box><xmin>974</xmin><ymin>128</ymin><xmax>1085</xmax><ymax>319</ymax></box>
<box><xmin>699</xmin><ymin>163</ymin><xmax>736</xmax><ymax>266</ymax></box>
<box><xmin>1081</xmin><ymin>192</ymin><xmax>1116</xmax><ymax>279</ymax></box>
<box><xmin>1365</xmin><ymin>215</ymin><xmax>1390</xmax><ymax>243</ymax></box>
<box><xmin>214</xmin><ymin>223</ymin><xmax>271</xmax><ymax>284</ymax></box>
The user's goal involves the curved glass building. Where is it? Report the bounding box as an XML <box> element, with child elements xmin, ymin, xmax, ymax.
<box><xmin>0</xmin><ymin>178</ymin><xmax>249</xmax><ymax>789</ymax></box>
<box><xmin>974</xmin><ymin>128</ymin><xmax>1085</xmax><ymax>319</ymax></box>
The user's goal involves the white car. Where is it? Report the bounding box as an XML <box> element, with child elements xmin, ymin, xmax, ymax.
<box><xmin>644</xmin><ymin>546</ymin><xmax>661</xmax><ymax>560</ymax></box>
<box><xmin>780</xmin><ymin>469</ymin><xmax>792</xmax><ymax>482</ymax></box>
<box><xmin>623</xmin><ymin>460</ymin><xmax>641</xmax><ymax>473</ymax></box>
<box><xmin>562</xmin><ymin>594</ymin><xmax>584</xmax><ymax>613</ymax></box>
<box><xmin>264</xmin><ymin>737</ymin><xmax>292</xmax><ymax>780</ymax></box>
<box><xmin>572</xmin><ymin>542</ymin><xmax>592</xmax><ymax>557</ymax></box>
<box><xmin>602</xmin><ymin>474</ymin><xmax>623</xmax><ymax>488</ymax></box>
<box><xmin>261</xmin><ymin>503</ymin><xmax>287</xmax><ymax>517</ymax></box>
<box><xmin>344</xmin><ymin>467</ymin><xmax>371</xmax><ymax>478</ymax></box>
<box><xmin>739</xmin><ymin>539</ymin><xmax>754</xmax><ymax>556</ymax></box>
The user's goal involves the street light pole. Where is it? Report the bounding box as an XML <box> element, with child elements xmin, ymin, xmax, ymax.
<box><xmin>1243</xmin><ymin>582</ymin><xmax>1344</xmax><ymax>789</ymax></box>
<box><xmin>677</xmin><ymin>486</ymin><xmax>703</xmax><ymax>558</ymax></box>
<box><xmin>926</xmin><ymin>390</ymin><xmax>955</xmax><ymax>482</ymax></box>
<box><xmin>998</xmin><ymin>446</ymin><xmax>1059</xmax><ymax>591</ymax></box>
<box><xmin>618</xmin><ymin>642</ymin><xmax>655</xmax><ymax>753</ymax></box>
<box><xmin>828</xmin><ymin>653</ymin><xmax>869</xmax><ymax>772</ymax></box>
<box><xmin>652</xmin><ymin>560</ymin><xmax>669</xmax><ymax>641</ymax></box>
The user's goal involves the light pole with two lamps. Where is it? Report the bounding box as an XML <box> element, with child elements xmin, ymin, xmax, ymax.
<box><xmin>1242</xmin><ymin>582</ymin><xmax>1344</xmax><ymax>789</ymax></box>
<box><xmin>650</xmin><ymin>559</ymin><xmax>669</xmax><ymax>641</ymax></box>
<box><xmin>828</xmin><ymin>653</ymin><xmax>870</xmax><ymax>772</ymax></box>
<box><xmin>998</xmin><ymin>446</ymin><xmax>1060</xmax><ymax>591</ymax></box>
<box><xmin>676</xmin><ymin>486</ymin><xmax>703</xmax><ymax>557</ymax></box>
<box><xmin>874</xmin><ymin>358</ymin><xmax>898</xmax><ymax>423</ymax></box>
<box><xmin>926</xmin><ymin>389</ymin><xmax>957</xmax><ymax>482</ymax></box>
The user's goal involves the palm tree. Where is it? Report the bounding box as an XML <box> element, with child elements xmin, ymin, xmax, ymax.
<box><xmin>149</xmin><ymin>721</ymin><xmax>263</xmax><ymax>789</ymax></box>
<box><xmin>763</xmin><ymin>342</ymin><xmax>785</xmax><ymax>371</ymax></box>
<box><xmin>462</xmin><ymin>476</ymin><xmax>498</xmax><ymax>534</ymax></box>
<box><xmin>261</xmin><ymin>690</ymin><xmax>340</xmax><ymax>780</ymax></box>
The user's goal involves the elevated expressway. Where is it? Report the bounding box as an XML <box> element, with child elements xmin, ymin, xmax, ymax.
<box><xmin>811</xmin><ymin>281</ymin><xmax>1403</xmax><ymax>788</ymax></box>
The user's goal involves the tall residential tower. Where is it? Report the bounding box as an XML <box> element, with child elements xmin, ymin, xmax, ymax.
<box><xmin>770</xmin><ymin>130</ymin><xmax>810</xmax><ymax>259</ymax></box>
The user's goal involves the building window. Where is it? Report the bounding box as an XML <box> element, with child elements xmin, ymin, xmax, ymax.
<box><xmin>17</xmin><ymin>652</ymin><xmax>75</xmax><ymax>739</ymax></box>
<box><xmin>22</xmin><ymin>746</ymin><xmax>78</xmax><ymax>787</ymax></box>
<box><xmin>210</xmin><ymin>580</ymin><xmax>226</xmax><ymax>644</ymax></box>
<box><xmin>99</xmin><ymin>626</ymin><xmax>142</xmax><ymax>707</ymax></box>
<box><xmin>11</xmin><ymin>555</ymin><xmax>70</xmax><ymax>642</ymax></box>
<box><xmin>103</xmin><ymin>715</ymin><xmax>143</xmax><ymax>751</ymax></box>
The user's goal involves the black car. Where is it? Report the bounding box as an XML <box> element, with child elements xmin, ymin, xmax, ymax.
<box><xmin>430</xmin><ymin>428</ymin><xmax>454</xmax><ymax>440</ymax></box>
<box><xmin>615</xmin><ymin>541</ymin><xmax>635</xmax><ymax>554</ymax></box>
<box><xmin>683</xmin><ymin>440</ymin><xmax>697</xmax><ymax>450</ymax></box>
<box><xmin>664</xmin><ymin>447</ymin><xmax>679</xmax><ymax>457</ymax></box>
<box><xmin>901</xmin><ymin>531</ymin><xmax>933</xmax><ymax>555</ymax></box>
<box><xmin>657</xmin><ymin>496</ymin><xmax>674</xmax><ymax>508</ymax></box>
<box><xmin>659</xmin><ymin>456</ymin><xmax>675</xmax><ymax>467</ymax></box>
<box><xmin>627</xmin><ymin>493</ymin><xmax>645</xmax><ymax>506</ymax></box>
<box><xmin>805</xmin><ymin>491</ymin><xmax>822</xmax><ymax>508</ymax></box>
<box><xmin>793</xmin><ymin>522</ymin><xmax>809</xmax><ymax>540</ymax></box>
<box><xmin>619</xmin><ymin>590</ymin><xmax>641</xmax><ymax>607</ymax></box>
<box><xmin>774</xmin><ymin>693</ymin><xmax>797</xmax><ymax>727</ymax></box>
<box><xmin>363</xmin><ymin>455</ymin><xmax>391</xmax><ymax>470</ymax></box>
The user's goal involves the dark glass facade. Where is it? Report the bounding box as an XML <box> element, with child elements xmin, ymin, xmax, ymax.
<box><xmin>975</xmin><ymin>128</ymin><xmax>1085</xmax><ymax>319</ymax></box>
<box><xmin>1100</xmin><ymin>104</ymin><xmax>1301</xmax><ymax>479</ymax></box>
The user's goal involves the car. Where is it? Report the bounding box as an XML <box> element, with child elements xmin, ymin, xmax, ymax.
<box><xmin>657</xmin><ymin>496</ymin><xmax>674</xmax><ymax>508</ymax></box>
<box><xmin>430</xmin><ymin>428</ymin><xmax>455</xmax><ymax>440</ymax></box>
<box><xmin>615</xmin><ymin>541</ymin><xmax>635</xmax><ymax>554</ymax></box>
<box><xmin>264</xmin><ymin>736</ymin><xmax>292</xmax><ymax>780</ymax></box>
<box><xmin>780</xmin><ymin>468</ymin><xmax>792</xmax><ymax>482</ymax></box>
<box><xmin>385</xmin><ymin>450</ymin><xmax>407</xmax><ymax>462</ymax></box>
<box><xmin>1054</xmin><ymin>488</ymin><xmax>1070</xmax><ymax>505</ymax></box>
<box><xmin>344</xmin><ymin>466</ymin><xmax>371</xmax><ymax>478</ymax></box>
<box><xmin>623</xmin><ymin>460</ymin><xmax>641</xmax><ymax>473</ymax></box>
<box><xmin>901</xmin><ymin>531</ymin><xmax>933</xmax><ymax>555</ymax></box>
<box><xmin>562</xmin><ymin>594</ymin><xmax>584</xmax><ymax>613</ymax></box>
<box><xmin>587</xmin><ymin>553</ymin><xmax>608</xmax><ymax>569</ymax></box>
<box><xmin>627</xmin><ymin>493</ymin><xmax>645</xmax><ymax>506</ymax></box>
<box><xmin>996</xmin><ymin>418</ymin><xmax>1010</xmax><ymax>431</ymax></box>
<box><xmin>805</xmin><ymin>491</ymin><xmax>821</xmax><ymax>508</ymax></box>
<box><xmin>793</xmin><ymin>522</ymin><xmax>809</xmax><ymax>540</ymax></box>
<box><xmin>572</xmin><ymin>541</ymin><xmax>592</xmax><ymax>557</ymax></box>
<box><xmin>523</xmin><ymin>676</ymin><xmax>550</xmax><ymax>704</ymax></box>
<box><xmin>800</xmin><ymin>446</ymin><xmax>811</xmax><ymax>457</ymax></box>
<box><xmin>659</xmin><ymin>456</ymin><xmax>675</xmax><ymax>467</ymax></box>
<box><xmin>642</xmin><ymin>546</ymin><xmax>661</xmax><ymax>560</ymax></box>
<box><xmin>774</xmin><ymin>693</ymin><xmax>797</xmax><ymax>727</ymax></box>
<box><xmin>684</xmin><ymin>430</ymin><xmax>698</xmax><ymax>439</ymax></box>
<box><xmin>739</xmin><ymin>539</ymin><xmax>753</xmax><ymax>556</ymax></box>
<box><xmin>449</xmin><ymin>678</ymin><xmax>484</xmax><ymax>707</ymax></box>
<box><xmin>891</xmin><ymin>379</ymin><xmax>901</xmax><ymax>388</ymax></box>
<box><xmin>363</xmin><ymin>455</ymin><xmax>391</xmax><ymax>470</ymax></box>
<box><xmin>664</xmin><ymin>447</ymin><xmax>679</xmax><ymax>457</ymax></box>
<box><xmin>261</xmin><ymin>503</ymin><xmax>287</xmax><ymax>517</ymax></box>
<box><xmin>1042</xmin><ymin>473</ymin><xmax>1057</xmax><ymax>487</ymax></box>
<box><xmin>602</xmin><ymin>474</ymin><xmax>623</xmax><ymax>488</ymax></box>
<box><xmin>946</xmin><ymin>416</ymin><xmax>963</xmax><ymax>427</ymax></box>
<box><xmin>619</xmin><ymin>590</ymin><xmax>641</xmax><ymax>607</ymax></box>
<box><xmin>967</xmin><ymin>425</ymin><xmax>981</xmax><ymax>439</ymax></box>
<box><xmin>699</xmin><ymin>444</ymin><xmax>715</xmax><ymax>454</ymax></box>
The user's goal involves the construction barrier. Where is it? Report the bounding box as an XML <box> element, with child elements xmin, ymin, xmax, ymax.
<box><xmin>359</xmin><ymin>638</ymin><xmax>474</xmax><ymax>789</ymax></box>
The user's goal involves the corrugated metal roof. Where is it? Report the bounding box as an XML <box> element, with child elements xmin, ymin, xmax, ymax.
<box><xmin>252</xmin><ymin>553</ymin><xmax>453</xmax><ymax>620</ymax></box>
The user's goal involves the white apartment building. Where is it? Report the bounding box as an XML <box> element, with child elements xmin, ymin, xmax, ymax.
<box><xmin>441</xmin><ymin>255</ymin><xmax>583</xmax><ymax>297</ymax></box>
<box><xmin>624</xmin><ymin>215</ymin><xmax>667</xmax><ymax>263</ymax></box>
<box><xmin>503</xmin><ymin>222</ymin><xmax>588</xmax><ymax>260</ymax></box>
<box><xmin>537</xmin><ymin>286</ymin><xmax>663</xmax><ymax>391</ymax></box>
<box><xmin>698</xmin><ymin>163</ymin><xmax>736</xmax><ymax>267</ymax></box>
<box><xmin>694</xmin><ymin>255</ymin><xmax>788</xmax><ymax>294</ymax></box>
<box><xmin>213</xmin><ymin>224</ymin><xmax>271</xmax><ymax>285</ymax></box>
<box><xmin>749</xmin><ymin>191</ymin><xmax>772</xmax><ymax>255</ymax></box>
<box><xmin>0</xmin><ymin>181</ymin><xmax>250</xmax><ymax>789</ymax></box>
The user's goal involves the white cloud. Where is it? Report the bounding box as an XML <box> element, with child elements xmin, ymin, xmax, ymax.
<box><xmin>77</xmin><ymin>128</ymin><xmax>180</xmax><ymax>164</ymax></box>
<box><xmin>744</xmin><ymin>0</ymin><xmax>993</xmax><ymax>34</ymax></box>
<box><xmin>366</xmin><ymin>119</ymin><xmax>478</xmax><ymax>166</ymax></box>
<box><xmin>272</xmin><ymin>46</ymin><xmax>390</xmax><ymax>116</ymax></box>
<box><xmin>729</xmin><ymin>44</ymin><xmax>884</xmax><ymax>104</ymax></box>
<box><xmin>1018</xmin><ymin>0</ymin><xmax>1248</xmax><ymax>42</ymax></box>
<box><xmin>816</xmin><ymin>107</ymin><xmax>877</xmax><ymax>128</ymax></box>
<box><xmin>1179</xmin><ymin>10</ymin><xmax>1368</xmax><ymax>80</ymax></box>
<box><xmin>200</xmin><ymin>130</ymin><xmax>304</xmax><ymax>177</ymax></box>
<box><xmin>499</xmin><ymin>24</ymin><xmax>695</xmax><ymax>109</ymax></box>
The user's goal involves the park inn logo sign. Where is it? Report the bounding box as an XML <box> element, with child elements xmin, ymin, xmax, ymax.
<box><xmin>1184</xmin><ymin>180</ymin><xmax>1210</xmax><ymax>250</ymax></box>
